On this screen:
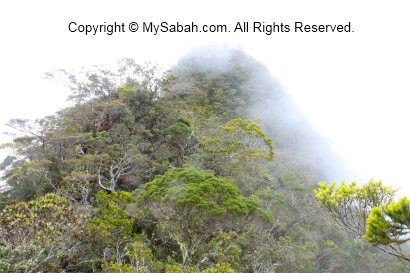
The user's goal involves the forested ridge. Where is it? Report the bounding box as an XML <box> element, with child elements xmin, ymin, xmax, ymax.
<box><xmin>0</xmin><ymin>47</ymin><xmax>408</xmax><ymax>272</ymax></box>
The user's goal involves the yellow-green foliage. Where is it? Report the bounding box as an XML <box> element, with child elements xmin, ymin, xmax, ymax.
<box><xmin>2</xmin><ymin>50</ymin><xmax>407</xmax><ymax>272</ymax></box>
<box><xmin>101</xmin><ymin>241</ymin><xmax>155</xmax><ymax>273</ymax></box>
<box><xmin>313</xmin><ymin>180</ymin><xmax>410</xmax><ymax>262</ymax></box>
<box><xmin>314</xmin><ymin>180</ymin><xmax>395</xmax><ymax>234</ymax></box>
<box><xmin>221</xmin><ymin>118</ymin><xmax>274</xmax><ymax>159</ymax></box>
<box><xmin>165</xmin><ymin>263</ymin><xmax>236</xmax><ymax>273</ymax></box>
<box><xmin>365</xmin><ymin>197</ymin><xmax>410</xmax><ymax>245</ymax></box>
<box><xmin>0</xmin><ymin>193</ymin><xmax>81</xmax><ymax>244</ymax></box>
<box><xmin>91</xmin><ymin>190</ymin><xmax>134</xmax><ymax>238</ymax></box>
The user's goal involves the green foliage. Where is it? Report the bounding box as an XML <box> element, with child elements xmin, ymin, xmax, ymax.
<box><xmin>166</xmin><ymin>121</ymin><xmax>192</xmax><ymax>135</ymax></box>
<box><xmin>142</xmin><ymin>165</ymin><xmax>268</xmax><ymax>219</ymax></box>
<box><xmin>0</xmin><ymin>193</ymin><xmax>87</xmax><ymax>271</ymax></box>
<box><xmin>132</xmin><ymin>165</ymin><xmax>270</xmax><ymax>267</ymax></box>
<box><xmin>314</xmin><ymin>180</ymin><xmax>395</xmax><ymax>236</ymax></box>
<box><xmin>101</xmin><ymin>241</ymin><xmax>155</xmax><ymax>273</ymax></box>
<box><xmin>165</xmin><ymin>121</ymin><xmax>197</xmax><ymax>166</ymax></box>
<box><xmin>4</xmin><ymin>159</ymin><xmax>54</xmax><ymax>201</ymax></box>
<box><xmin>202</xmin><ymin>263</ymin><xmax>236</xmax><ymax>273</ymax></box>
<box><xmin>0</xmin><ymin>49</ymin><xmax>406</xmax><ymax>272</ymax></box>
<box><xmin>315</xmin><ymin>180</ymin><xmax>410</xmax><ymax>263</ymax></box>
<box><xmin>206</xmin><ymin>231</ymin><xmax>243</xmax><ymax>269</ymax></box>
<box><xmin>0</xmin><ymin>193</ymin><xmax>80</xmax><ymax>244</ymax></box>
<box><xmin>91</xmin><ymin>190</ymin><xmax>134</xmax><ymax>239</ymax></box>
<box><xmin>221</xmin><ymin>118</ymin><xmax>274</xmax><ymax>159</ymax></box>
<box><xmin>165</xmin><ymin>262</ymin><xmax>236</xmax><ymax>273</ymax></box>
<box><xmin>365</xmin><ymin>197</ymin><xmax>410</xmax><ymax>257</ymax></box>
<box><xmin>0</xmin><ymin>243</ymin><xmax>47</xmax><ymax>273</ymax></box>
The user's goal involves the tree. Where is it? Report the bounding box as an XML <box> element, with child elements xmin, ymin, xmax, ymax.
<box><xmin>365</xmin><ymin>197</ymin><xmax>410</xmax><ymax>262</ymax></box>
<box><xmin>1</xmin><ymin>50</ymin><xmax>405</xmax><ymax>272</ymax></box>
<box><xmin>0</xmin><ymin>193</ymin><xmax>88</xmax><ymax>272</ymax></box>
<box><xmin>314</xmin><ymin>180</ymin><xmax>410</xmax><ymax>262</ymax></box>
<box><xmin>89</xmin><ymin>190</ymin><xmax>135</xmax><ymax>265</ymax></box>
<box><xmin>165</xmin><ymin>120</ymin><xmax>198</xmax><ymax>167</ymax></box>
<box><xmin>314</xmin><ymin>180</ymin><xmax>395</xmax><ymax>236</ymax></box>
<box><xmin>132</xmin><ymin>165</ymin><xmax>269</xmax><ymax>268</ymax></box>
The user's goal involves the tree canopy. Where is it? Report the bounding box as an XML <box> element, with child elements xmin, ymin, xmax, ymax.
<box><xmin>314</xmin><ymin>180</ymin><xmax>409</xmax><ymax>263</ymax></box>
<box><xmin>0</xmin><ymin>47</ymin><xmax>408</xmax><ymax>272</ymax></box>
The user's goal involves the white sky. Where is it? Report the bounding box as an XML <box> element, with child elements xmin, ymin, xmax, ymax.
<box><xmin>0</xmin><ymin>0</ymin><xmax>409</xmax><ymax>196</ymax></box>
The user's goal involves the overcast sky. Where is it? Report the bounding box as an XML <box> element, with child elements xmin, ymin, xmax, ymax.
<box><xmin>1</xmin><ymin>0</ymin><xmax>409</xmax><ymax>196</ymax></box>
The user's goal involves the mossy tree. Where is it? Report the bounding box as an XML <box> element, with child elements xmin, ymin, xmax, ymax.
<box><xmin>131</xmin><ymin>165</ymin><xmax>269</xmax><ymax>268</ymax></box>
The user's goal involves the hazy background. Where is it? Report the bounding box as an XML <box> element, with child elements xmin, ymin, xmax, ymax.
<box><xmin>1</xmin><ymin>0</ymin><xmax>409</xmax><ymax>196</ymax></box>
